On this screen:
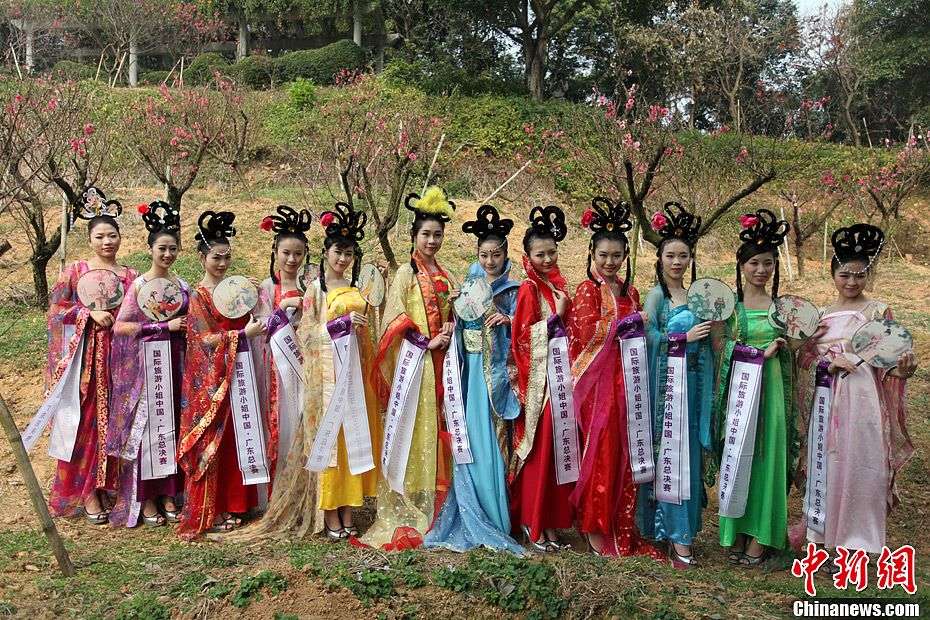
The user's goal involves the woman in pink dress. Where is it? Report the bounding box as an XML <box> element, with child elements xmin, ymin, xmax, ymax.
<box><xmin>794</xmin><ymin>223</ymin><xmax>916</xmax><ymax>554</ymax></box>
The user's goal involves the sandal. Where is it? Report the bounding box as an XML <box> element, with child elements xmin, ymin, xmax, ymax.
<box><xmin>160</xmin><ymin>498</ymin><xmax>181</xmax><ymax>524</ymax></box>
<box><xmin>728</xmin><ymin>536</ymin><xmax>747</xmax><ymax>564</ymax></box>
<box><xmin>324</xmin><ymin>525</ymin><xmax>348</xmax><ymax>541</ymax></box>
<box><xmin>142</xmin><ymin>512</ymin><xmax>167</xmax><ymax>527</ymax></box>
<box><xmin>739</xmin><ymin>550</ymin><xmax>768</xmax><ymax>567</ymax></box>
<box><xmin>207</xmin><ymin>520</ymin><xmax>236</xmax><ymax>533</ymax></box>
<box><xmin>83</xmin><ymin>508</ymin><xmax>109</xmax><ymax>526</ymax></box>
<box><xmin>522</xmin><ymin>525</ymin><xmax>549</xmax><ymax>553</ymax></box>
<box><xmin>669</xmin><ymin>543</ymin><xmax>697</xmax><ymax>569</ymax></box>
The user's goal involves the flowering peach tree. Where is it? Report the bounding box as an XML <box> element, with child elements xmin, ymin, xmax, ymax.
<box><xmin>559</xmin><ymin>86</ymin><xmax>786</xmax><ymax>246</ymax></box>
<box><xmin>303</xmin><ymin>74</ymin><xmax>446</xmax><ymax>268</ymax></box>
<box><xmin>126</xmin><ymin>76</ymin><xmax>249</xmax><ymax>213</ymax></box>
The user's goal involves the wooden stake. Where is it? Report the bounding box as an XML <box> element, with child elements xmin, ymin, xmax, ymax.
<box><xmin>421</xmin><ymin>133</ymin><xmax>445</xmax><ymax>195</ymax></box>
<box><xmin>0</xmin><ymin>395</ymin><xmax>75</xmax><ymax>577</ymax></box>
<box><xmin>779</xmin><ymin>206</ymin><xmax>794</xmax><ymax>281</ymax></box>
<box><xmin>862</xmin><ymin>117</ymin><xmax>873</xmax><ymax>148</ymax></box>
<box><xmin>481</xmin><ymin>159</ymin><xmax>533</xmax><ymax>204</ymax></box>
<box><xmin>822</xmin><ymin>218</ymin><xmax>829</xmax><ymax>275</ymax></box>
<box><xmin>59</xmin><ymin>194</ymin><xmax>68</xmax><ymax>275</ymax></box>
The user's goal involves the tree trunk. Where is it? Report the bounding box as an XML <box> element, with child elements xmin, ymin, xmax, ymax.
<box><xmin>843</xmin><ymin>96</ymin><xmax>861</xmax><ymax>147</ymax></box>
<box><xmin>32</xmin><ymin>252</ymin><xmax>52</xmax><ymax>309</ymax></box>
<box><xmin>128</xmin><ymin>36</ymin><xmax>138</xmax><ymax>87</ymax></box>
<box><xmin>378</xmin><ymin>230</ymin><xmax>397</xmax><ymax>269</ymax></box>
<box><xmin>166</xmin><ymin>185</ymin><xmax>183</xmax><ymax>215</ymax></box>
<box><xmin>525</xmin><ymin>37</ymin><xmax>547</xmax><ymax>101</ymax></box>
<box><xmin>353</xmin><ymin>0</ymin><xmax>363</xmax><ymax>46</ymax></box>
<box><xmin>237</xmin><ymin>18</ymin><xmax>249</xmax><ymax>61</ymax></box>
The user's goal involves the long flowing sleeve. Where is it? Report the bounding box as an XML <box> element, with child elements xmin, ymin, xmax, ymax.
<box><xmin>45</xmin><ymin>262</ymin><xmax>89</xmax><ymax>387</ymax></box>
<box><xmin>372</xmin><ymin>264</ymin><xmax>419</xmax><ymax>404</ymax></box>
<box><xmin>878</xmin><ymin>306</ymin><xmax>914</xmax><ymax>507</ymax></box>
<box><xmin>567</xmin><ymin>280</ymin><xmax>600</xmax><ymax>362</ymax></box>
<box><xmin>177</xmin><ymin>290</ymin><xmax>239</xmax><ymax>482</ymax></box>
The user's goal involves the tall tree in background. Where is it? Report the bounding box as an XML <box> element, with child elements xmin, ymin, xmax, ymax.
<box><xmin>852</xmin><ymin>0</ymin><xmax>930</xmax><ymax>136</ymax></box>
<box><xmin>463</xmin><ymin>0</ymin><xmax>595</xmax><ymax>101</ymax></box>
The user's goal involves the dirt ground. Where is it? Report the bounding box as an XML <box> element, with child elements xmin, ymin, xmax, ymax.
<box><xmin>0</xmin><ymin>185</ymin><xmax>927</xmax><ymax>618</ymax></box>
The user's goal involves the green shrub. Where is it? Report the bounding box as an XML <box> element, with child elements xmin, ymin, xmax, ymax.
<box><xmin>50</xmin><ymin>60</ymin><xmax>97</xmax><ymax>81</ymax></box>
<box><xmin>138</xmin><ymin>70</ymin><xmax>171</xmax><ymax>86</ymax></box>
<box><xmin>383</xmin><ymin>58</ymin><xmax>525</xmax><ymax>97</ymax></box>
<box><xmin>186</xmin><ymin>52</ymin><xmax>230</xmax><ymax>85</ymax></box>
<box><xmin>287</xmin><ymin>78</ymin><xmax>317</xmax><ymax>111</ymax></box>
<box><xmin>275</xmin><ymin>39</ymin><xmax>364</xmax><ymax>85</ymax></box>
<box><xmin>230</xmin><ymin>54</ymin><xmax>278</xmax><ymax>89</ymax></box>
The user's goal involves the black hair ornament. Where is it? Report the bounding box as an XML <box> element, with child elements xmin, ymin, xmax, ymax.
<box><xmin>831</xmin><ymin>223</ymin><xmax>885</xmax><ymax>274</ymax></box>
<box><xmin>462</xmin><ymin>204</ymin><xmax>514</xmax><ymax>242</ymax></box>
<box><xmin>138</xmin><ymin>200</ymin><xmax>180</xmax><ymax>236</ymax></box>
<box><xmin>260</xmin><ymin>204</ymin><xmax>313</xmax><ymax>239</ymax></box>
<box><xmin>320</xmin><ymin>201</ymin><xmax>366</xmax><ymax>242</ymax></box>
<box><xmin>195</xmin><ymin>210</ymin><xmax>237</xmax><ymax>247</ymax></box>
<box><xmin>527</xmin><ymin>205</ymin><xmax>568</xmax><ymax>242</ymax></box>
<box><xmin>72</xmin><ymin>186</ymin><xmax>122</xmax><ymax>225</ymax></box>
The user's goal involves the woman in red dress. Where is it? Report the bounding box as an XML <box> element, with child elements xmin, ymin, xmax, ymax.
<box><xmin>177</xmin><ymin>211</ymin><xmax>267</xmax><ymax>539</ymax></box>
<box><xmin>568</xmin><ymin>197</ymin><xmax>661</xmax><ymax>559</ymax></box>
<box><xmin>509</xmin><ymin>205</ymin><xmax>574</xmax><ymax>551</ymax></box>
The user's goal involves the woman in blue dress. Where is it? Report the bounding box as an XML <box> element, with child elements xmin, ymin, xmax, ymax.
<box><xmin>636</xmin><ymin>203</ymin><xmax>714</xmax><ymax>568</ymax></box>
<box><xmin>424</xmin><ymin>205</ymin><xmax>523</xmax><ymax>553</ymax></box>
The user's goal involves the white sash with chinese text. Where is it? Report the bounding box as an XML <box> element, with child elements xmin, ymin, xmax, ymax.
<box><xmin>306</xmin><ymin>315</ymin><xmax>375</xmax><ymax>475</ymax></box>
<box><xmin>547</xmin><ymin>318</ymin><xmax>580</xmax><ymax>485</ymax></box>
<box><xmin>656</xmin><ymin>334</ymin><xmax>690</xmax><ymax>505</ymax></box>
<box><xmin>718</xmin><ymin>344</ymin><xmax>764</xmax><ymax>518</ymax></box>
<box><xmin>381</xmin><ymin>330</ymin><xmax>429</xmax><ymax>494</ymax></box>
<box><xmin>230</xmin><ymin>339</ymin><xmax>270</xmax><ymax>485</ymax></box>
<box><xmin>139</xmin><ymin>339</ymin><xmax>177</xmax><ymax>480</ymax></box>
<box><xmin>23</xmin><ymin>327</ymin><xmax>86</xmax><ymax>457</ymax></box>
<box><xmin>617</xmin><ymin>314</ymin><xmax>655</xmax><ymax>484</ymax></box>
<box><xmin>804</xmin><ymin>362</ymin><xmax>833</xmax><ymax>536</ymax></box>
<box><xmin>443</xmin><ymin>323</ymin><xmax>473</xmax><ymax>465</ymax></box>
<box><xmin>268</xmin><ymin>309</ymin><xmax>305</xmax><ymax>463</ymax></box>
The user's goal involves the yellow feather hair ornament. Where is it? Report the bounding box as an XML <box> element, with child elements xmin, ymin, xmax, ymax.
<box><xmin>407</xmin><ymin>186</ymin><xmax>455</xmax><ymax>221</ymax></box>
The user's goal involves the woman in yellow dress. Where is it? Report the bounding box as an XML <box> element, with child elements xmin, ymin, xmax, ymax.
<box><xmin>363</xmin><ymin>186</ymin><xmax>456</xmax><ymax>549</ymax></box>
<box><xmin>225</xmin><ymin>202</ymin><xmax>380</xmax><ymax>541</ymax></box>
<box><xmin>311</xmin><ymin>202</ymin><xmax>382</xmax><ymax>538</ymax></box>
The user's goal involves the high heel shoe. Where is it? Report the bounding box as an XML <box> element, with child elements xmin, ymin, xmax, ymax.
<box><xmin>668</xmin><ymin>542</ymin><xmax>697</xmax><ymax>569</ymax></box>
<box><xmin>522</xmin><ymin>525</ymin><xmax>549</xmax><ymax>553</ymax></box>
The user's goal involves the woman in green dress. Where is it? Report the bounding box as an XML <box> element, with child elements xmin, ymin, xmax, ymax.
<box><xmin>712</xmin><ymin>208</ymin><xmax>797</xmax><ymax>565</ymax></box>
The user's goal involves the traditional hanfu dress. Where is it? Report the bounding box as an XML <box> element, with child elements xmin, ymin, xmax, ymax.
<box><xmin>364</xmin><ymin>251</ymin><xmax>453</xmax><ymax>548</ymax></box>
<box><xmin>508</xmin><ymin>256</ymin><xmax>573</xmax><ymax>542</ymax></box>
<box><xmin>255</xmin><ymin>277</ymin><xmax>304</xmax><ymax>484</ymax></box>
<box><xmin>45</xmin><ymin>260</ymin><xmax>137</xmax><ymax>517</ymax></box>
<box><xmin>714</xmin><ymin>304</ymin><xmax>798</xmax><ymax>550</ymax></box>
<box><xmin>176</xmin><ymin>286</ymin><xmax>258</xmax><ymax>539</ymax></box>
<box><xmin>793</xmin><ymin>301</ymin><xmax>913</xmax><ymax>553</ymax></box>
<box><xmin>315</xmin><ymin>284</ymin><xmax>381</xmax><ymax>512</ymax></box>
<box><xmin>107</xmin><ymin>275</ymin><xmax>189</xmax><ymax>527</ymax></box>
<box><xmin>568</xmin><ymin>274</ymin><xmax>661</xmax><ymax>557</ymax></box>
<box><xmin>229</xmin><ymin>280</ymin><xmax>381</xmax><ymax>540</ymax></box>
<box><xmin>425</xmin><ymin>260</ymin><xmax>523</xmax><ymax>553</ymax></box>
<box><xmin>635</xmin><ymin>286</ymin><xmax>714</xmax><ymax>548</ymax></box>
